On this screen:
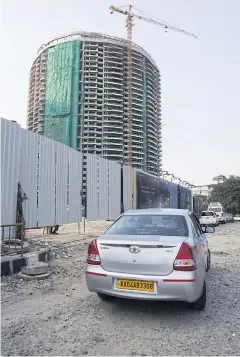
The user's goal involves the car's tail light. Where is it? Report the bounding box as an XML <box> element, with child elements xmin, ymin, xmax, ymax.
<box><xmin>87</xmin><ymin>239</ymin><xmax>100</xmax><ymax>265</ymax></box>
<box><xmin>174</xmin><ymin>242</ymin><xmax>196</xmax><ymax>271</ymax></box>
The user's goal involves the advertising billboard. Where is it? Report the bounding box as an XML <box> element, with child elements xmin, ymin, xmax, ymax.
<box><xmin>169</xmin><ymin>182</ymin><xmax>179</xmax><ymax>209</ymax></box>
<box><xmin>137</xmin><ymin>172</ymin><xmax>170</xmax><ymax>209</ymax></box>
<box><xmin>179</xmin><ymin>186</ymin><xmax>192</xmax><ymax>210</ymax></box>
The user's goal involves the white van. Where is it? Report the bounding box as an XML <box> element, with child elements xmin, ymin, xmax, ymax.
<box><xmin>208</xmin><ymin>202</ymin><xmax>226</xmax><ymax>224</ymax></box>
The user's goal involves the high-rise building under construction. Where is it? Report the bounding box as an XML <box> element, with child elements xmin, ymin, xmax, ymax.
<box><xmin>27</xmin><ymin>31</ymin><xmax>162</xmax><ymax>175</ymax></box>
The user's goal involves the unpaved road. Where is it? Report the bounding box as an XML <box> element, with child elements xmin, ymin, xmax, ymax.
<box><xmin>1</xmin><ymin>223</ymin><xmax>240</xmax><ymax>356</ymax></box>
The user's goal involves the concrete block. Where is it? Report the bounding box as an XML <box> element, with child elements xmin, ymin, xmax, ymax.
<box><xmin>1</xmin><ymin>260</ymin><xmax>11</xmax><ymax>276</ymax></box>
<box><xmin>1</xmin><ymin>248</ymin><xmax>51</xmax><ymax>277</ymax></box>
<box><xmin>39</xmin><ymin>248</ymin><xmax>51</xmax><ymax>262</ymax></box>
<box><xmin>21</xmin><ymin>262</ymin><xmax>48</xmax><ymax>276</ymax></box>
<box><xmin>24</xmin><ymin>252</ymin><xmax>39</xmax><ymax>265</ymax></box>
<box><xmin>1</xmin><ymin>256</ymin><xmax>26</xmax><ymax>276</ymax></box>
<box><xmin>18</xmin><ymin>271</ymin><xmax>51</xmax><ymax>280</ymax></box>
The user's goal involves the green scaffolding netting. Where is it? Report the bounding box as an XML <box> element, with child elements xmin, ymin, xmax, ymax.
<box><xmin>44</xmin><ymin>41</ymin><xmax>80</xmax><ymax>149</ymax></box>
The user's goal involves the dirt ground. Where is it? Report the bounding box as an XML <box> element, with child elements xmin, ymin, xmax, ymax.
<box><xmin>1</xmin><ymin>221</ymin><xmax>240</xmax><ymax>356</ymax></box>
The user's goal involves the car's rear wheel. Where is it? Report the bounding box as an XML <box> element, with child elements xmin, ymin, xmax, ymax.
<box><xmin>190</xmin><ymin>281</ymin><xmax>206</xmax><ymax>311</ymax></box>
<box><xmin>206</xmin><ymin>249</ymin><xmax>211</xmax><ymax>272</ymax></box>
<box><xmin>97</xmin><ymin>292</ymin><xmax>112</xmax><ymax>301</ymax></box>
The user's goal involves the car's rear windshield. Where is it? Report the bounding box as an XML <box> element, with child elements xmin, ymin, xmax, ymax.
<box><xmin>209</xmin><ymin>207</ymin><xmax>222</xmax><ymax>212</ymax></box>
<box><xmin>105</xmin><ymin>215</ymin><xmax>189</xmax><ymax>237</ymax></box>
<box><xmin>201</xmin><ymin>211</ymin><xmax>214</xmax><ymax>216</ymax></box>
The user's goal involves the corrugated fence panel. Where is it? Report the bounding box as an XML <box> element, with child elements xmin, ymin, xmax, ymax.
<box><xmin>55</xmin><ymin>142</ymin><xmax>69</xmax><ymax>224</ymax></box>
<box><xmin>108</xmin><ymin>161</ymin><xmax>121</xmax><ymax>220</ymax></box>
<box><xmin>68</xmin><ymin>149</ymin><xmax>82</xmax><ymax>223</ymax></box>
<box><xmin>38</xmin><ymin>136</ymin><xmax>56</xmax><ymax>227</ymax></box>
<box><xmin>86</xmin><ymin>154</ymin><xmax>98</xmax><ymax>221</ymax></box>
<box><xmin>19</xmin><ymin>129</ymin><xmax>38</xmax><ymax>228</ymax></box>
<box><xmin>123</xmin><ymin>165</ymin><xmax>132</xmax><ymax>212</ymax></box>
<box><xmin>98</xmin><ymin>157</ymin><xmax>109</xmax><ymax>220</ymax></box>
<box><xmin>133</xmin><ymin>168</ymin><xmax>140</xmax><ymax>209</ymax></box>
<box><xmin>0</xmin><ymin>118</ymin><xmax>21</xmax><ymax>226</ymax></box>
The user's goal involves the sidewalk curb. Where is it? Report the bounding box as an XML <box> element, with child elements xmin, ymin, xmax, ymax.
<box><xmin>1</xmin><ymin>248</ymin><xmax>51</xmax><ymax>276</ymax></box>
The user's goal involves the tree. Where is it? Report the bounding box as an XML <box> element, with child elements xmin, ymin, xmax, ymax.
<box><xmin>213</xmin><ymin>174</ymin><xmax>227</xmax><ymax>183</ymax></box>
<box><xmin>209</xmin><ymin>176</ymin><xmax>240</xmax><ymax>214</ymax></box>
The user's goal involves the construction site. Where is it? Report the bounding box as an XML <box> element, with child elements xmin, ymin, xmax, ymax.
<box><xmin>27</xmin><ymin>31</ymin><xmax>162</xmax><ymax>177</ymax></box>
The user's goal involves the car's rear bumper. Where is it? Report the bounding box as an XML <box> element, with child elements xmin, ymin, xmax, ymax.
<box><xmin>200</xmin><ymin>219</ymin><xmax>217</xmax><ymax>226</ymax></box>
<box><xmin>86</xmin><ymin>265</ymin><xmax>204</xmax><ymax>303</ymax></box>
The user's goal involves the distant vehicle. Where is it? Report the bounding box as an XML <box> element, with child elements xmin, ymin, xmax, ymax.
<box><xmin>234</xmin><ymin>215</ymin><xmax>240</xmax><ymax>222</ymax></box>
<box><xmin>86</xmin><ymin>208</ymin><xmax>215</xmax><ymax>311</ymax></box>
<box><xmin>208</xmin><ymin>202</ymin><xmax>226</xmax><ymax>224</ymax></box>
<box><xmin>200</xmin><ymin>211</ymin><xmax>219</xmax><ymax>227</ymax></box>
<box><xmin>225</xmin><ymin>213</ymin><xmax>234</xmax><ymax>223</ymax></box>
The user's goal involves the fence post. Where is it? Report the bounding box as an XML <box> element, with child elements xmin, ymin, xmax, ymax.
<box><xmin>131</xmin><ymin>169</ymin><xmax>134</xmax><ymax>209</ymax></box>
<box><xmin>21</xmin><ymin>224</ymin><xmax>24</xmax><ymax>257</ymax></box>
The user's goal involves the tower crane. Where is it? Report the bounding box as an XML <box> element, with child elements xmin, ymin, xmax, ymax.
<box><xmin>109</xmin><ymin>5</ymin><xmax>197</xmax><ymax>167</ymax></box>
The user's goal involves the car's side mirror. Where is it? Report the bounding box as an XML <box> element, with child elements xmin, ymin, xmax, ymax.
<box><xmin>202</xmin><ymin>226</ymin><xmax>215</xmax><ymax>234</ymax></box>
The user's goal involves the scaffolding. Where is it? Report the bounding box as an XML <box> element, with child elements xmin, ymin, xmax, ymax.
<box><xmin>44</xmin><ymin>41</ymin><xmax>80</xmax><ymax>149</ymax></box>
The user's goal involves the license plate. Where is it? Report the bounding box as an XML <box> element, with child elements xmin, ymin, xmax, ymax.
<box><xmin>116</xmin><ymin>279</ymin><xmax>154</xmax><ymax>292</ymax></box>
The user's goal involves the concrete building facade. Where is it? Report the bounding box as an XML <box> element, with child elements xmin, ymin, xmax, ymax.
<box><xmin>192</xmin><ymin>185</ymin><xmax>213</xmax><ymax>198</ymax></box>
<box><xmin>27</xmin><ymin>31</ymin><xmax>162</xmax><ymax>175</ymax></box>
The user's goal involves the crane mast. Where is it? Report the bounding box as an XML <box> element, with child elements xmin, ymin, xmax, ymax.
<box><xmin>109</xmin><ymin>5</ymin><xmax>197</xmax><ymax>168</ymax></box>
<box><xmin>126</xmin><ymin>6</ymin><xmax>133</xmax><ymax>167</ymax></box>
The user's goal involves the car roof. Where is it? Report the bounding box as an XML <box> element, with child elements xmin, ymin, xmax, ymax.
<box><xmin>122</xmin><ymin>208</ymin><xmax>189</xmax><ymax>216</ymax></box>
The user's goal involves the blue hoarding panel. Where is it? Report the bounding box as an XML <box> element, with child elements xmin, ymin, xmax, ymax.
<box><xmin>170</xmin><ymin>182</ymin><xmax>178</xmax><ymax>208</ymax></box>
<box><xmin>179</xmin><ymin>186</ymin><xmax>192</xmax><ymax>210</ymax></box>
<box><xmin>159</xmin><ymin>179</ymin><xmax>170</xmax><ymax>208</ymax></box>
<box><xmin>137</xmin><ymin>172</ymin><xmax>170</xmax><ymax>209</ymax></box>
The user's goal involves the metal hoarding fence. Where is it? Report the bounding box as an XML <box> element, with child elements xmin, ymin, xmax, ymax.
<box><xmin>179</xmin><ymin>186</ymin><xmax>192</xmax><ymax>210</ymax></box>
<box><xmin>1</xmin><ymin>118</ymin><xmax>82</xmax><ymax>228</ymax></box>
<box><xmin>136</xmin><ymin>172</ymin><xmax>170</xmax><ymax>209</ymax></box>
<box><xmin>136</xmin><ymin>171</ymin><xmax>193</xmax><ymax>211</ymax></box>
<box><xmin>169</xmin><ymin>182</ymin><xmax>179</xmax><ymax>209</ymax></box>
<box><xmin>86</xmin><ymin>154</ymin><xmax>121</xmax><ymax>221</ymax></box>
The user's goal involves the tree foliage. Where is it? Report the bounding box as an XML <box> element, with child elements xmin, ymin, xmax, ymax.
<box><xmin>209</xmin><ymin>175</ymin><xmax>240</xmax><ymax>214</ymax></box>
<box><xmin>213</xmin><ymin>174</ymin><xmax>227</xmax><ymax>183</ymax></box>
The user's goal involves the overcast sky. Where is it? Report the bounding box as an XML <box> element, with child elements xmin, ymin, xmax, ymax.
<box><xmin>1</xmin><ymin>0</ymin><xmax>240</xmax><ymax>185</ymax></box>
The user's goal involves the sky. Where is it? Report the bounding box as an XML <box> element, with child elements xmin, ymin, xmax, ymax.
<box><xmin>1</xmin><ymin>0</ymin><xmax>240</xmax><ymax>185</ymax></box>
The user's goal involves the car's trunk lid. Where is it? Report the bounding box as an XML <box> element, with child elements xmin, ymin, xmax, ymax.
<box><xmin>97</xmin><ymin>234</ymin><xmax>186</xmax><ymax>276</ymax></box>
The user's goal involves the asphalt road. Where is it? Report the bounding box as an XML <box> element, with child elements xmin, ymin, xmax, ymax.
<box><xmin>1</xmin><ymin>223</ymin><xmax>240</xmax><ymax>356</ymax></box>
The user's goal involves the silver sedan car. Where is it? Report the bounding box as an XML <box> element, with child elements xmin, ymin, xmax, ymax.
<box><xmin>86</xmin><ymin>208</ymin><xmax>214</xmax><ymax>310</ymax></box>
